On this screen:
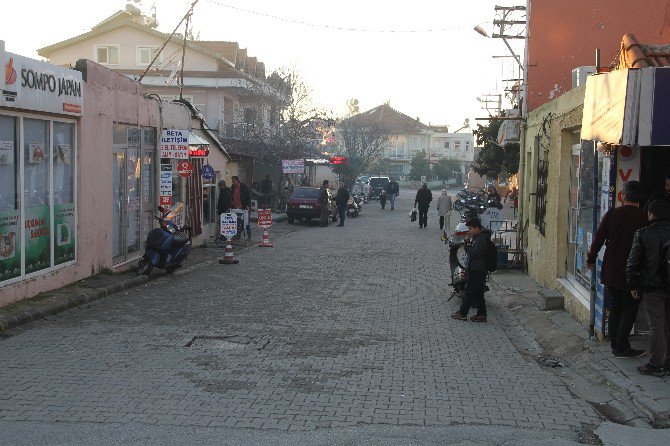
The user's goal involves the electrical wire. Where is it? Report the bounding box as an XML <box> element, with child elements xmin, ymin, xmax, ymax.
<box><xmin>202</xmin><ymin>0</ymin><xmax>476</xmax><ymax>33</ymax></box>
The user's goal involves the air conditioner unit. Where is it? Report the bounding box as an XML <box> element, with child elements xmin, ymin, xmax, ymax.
<box><xmin>572</xmin><ymin>66</ymin><xmax>596</xmax><ymax>89</ymax></box>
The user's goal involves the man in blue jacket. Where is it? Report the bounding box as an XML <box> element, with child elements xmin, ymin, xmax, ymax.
<box><xmin>451</xmin><ymin>217</ymin><xmax>491</xmax><ymax>322</ymax></box>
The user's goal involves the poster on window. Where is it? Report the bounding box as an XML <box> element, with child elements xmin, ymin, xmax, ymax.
<box><xmin>28</xmin><ymin>141</ymin><xmax>45</xmax><ymax>164</ymax></box>
<box><xmin>0</xmin><ymin>210</ymin><xmax>21</xmax><ymax>281</ymax></box>
<box><xmin>54</xmin><ymin>203</ymin><xmax>75</xmax><ymax>265</ymax></box>
<box><xmin>24</xmin><ymin>206</ymin><xmax>50</xmax><ymax>274</ymax></box>
<box><xmin>55</xmin><ymin>144</ymin><xmax>71</xmax><ymax>165</ymax></box>
<box><xmin>0</xmin><ymin>140</ymin><xmax>14</xmax><ymax>165</ymax></box>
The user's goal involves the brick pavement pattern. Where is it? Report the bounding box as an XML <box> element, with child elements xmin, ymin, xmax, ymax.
<box><xmin>0</xmin><ymin>192</ymin><xmax>598</xmax><ymax>432</ymax></box>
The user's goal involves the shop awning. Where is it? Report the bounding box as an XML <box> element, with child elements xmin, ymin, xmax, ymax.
<box><xmin>581</xmin><ymin>69</ymin><xmax>640</xmax><ymax>146</ymax></box>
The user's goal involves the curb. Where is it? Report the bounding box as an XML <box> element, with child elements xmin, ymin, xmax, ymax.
<box><xmin>0</xmin><ymin>276</ymin><xmax>148</xmax><ymax>333</ymax></box>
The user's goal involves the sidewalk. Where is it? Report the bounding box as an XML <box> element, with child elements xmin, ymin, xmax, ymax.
<box><xmin>489</xmin><ymin>270</ymin><xmax>670</xmax><ymax>428</ymax></box>
<box><xmin>0</xmin><ymin>221</ymin><xmax>294</xmax><ymax>333</ymax></box>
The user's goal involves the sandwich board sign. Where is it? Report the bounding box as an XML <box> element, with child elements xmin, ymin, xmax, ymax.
<box><xmin>220</xmin><ymin>213</ymin><xmax>238</xmax><ymax>238</ymax></box>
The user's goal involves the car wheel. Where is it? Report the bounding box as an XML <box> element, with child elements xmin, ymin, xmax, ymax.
<box><xmin>288</xmin><ymin>216</ymin><xmax>295</xmax><ymax>224</ymax></box>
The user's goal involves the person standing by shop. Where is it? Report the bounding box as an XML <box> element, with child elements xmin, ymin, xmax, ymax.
<box><xmin>335</xmin><ymin>182</ymin><xmax>350</xmax><ymax>227</ymax></box>
<box><xmin>414</xmin><ymin>183</ymin><xmax>433</xmax><ymax>229</ymax></box>
<box><xmin>451</xmin><ymin>217</ymin><xmax>490</xmax><ymax>322</ymax></box>
<box><xmin>231</xmin><ymin>176</ymin><xmax>252</xmax><ymax>240</ymax></box>
<box><xmin>627</xmin><ymin>199</ymin><xmax>670</xmax><ymax>376</ymax></box>
<box><xmin>217</xmin><ymin>180</ymin><xmax>232</xmax><ymax>216</ymax></box>
<box><xmin>587</xmin><ymin>181</ymin><xmax>648</xmax><ymax>358</ymax></box>
<box><xmin>437</xmin><ymin>189</ymin><xmax>453</xmax><ymax>240</ymax></box>
<box><xmin>261</xmin><ymin>175</ymin><xmax>273</xmax><ymax>209</ymax></box>
<box><xmin>319</xmin><ymin>180</ymin><xmax>330</xmax><ymax>227</ymax></box>
<box><xmin>386</xmin><ymin>178</ymin><xmax>400</xmax><ymax>210</ymax></box>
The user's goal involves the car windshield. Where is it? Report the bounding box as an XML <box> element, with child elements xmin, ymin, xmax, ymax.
<box><xmin>291</xmin><ymin>188</ymin><xmax>321</xmax><ymax>199</ymax></box>
<box><xmin>369</xmin><ymin>178</ymin><xmax>389</xmax><ymax>187</ymax></box>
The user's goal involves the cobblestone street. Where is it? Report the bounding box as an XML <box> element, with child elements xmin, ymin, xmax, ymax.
<box><xmin>0</xmin><ymin>191</ymin><xmax>601</xmax><ymax>444</ymax></box>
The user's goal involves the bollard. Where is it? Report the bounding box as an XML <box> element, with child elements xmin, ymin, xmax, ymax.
<box><xmin>219</xmin><ymin>240</ymin><xmax>239</xmax><ymax>264</ymax></box>
<box><xmin>259</xmin><ymin>229</ymin><xmax>273</xmax><ymax>247</ymax></box>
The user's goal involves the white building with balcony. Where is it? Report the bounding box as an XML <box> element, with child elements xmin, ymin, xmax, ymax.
<box><xmin>429</xmin><ymin>127</ymin><xmax>475</xmax><ymax>174</ymax></box>
<box><xmin>37</xmin><ymin>8</ymin><xmax>283</xmax><ymax>142</ymax></box>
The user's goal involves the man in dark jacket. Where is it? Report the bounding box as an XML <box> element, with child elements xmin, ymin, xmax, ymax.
<box><xmin>260</xmin><ymin>175</ymin><xmax>273</xmax><ymax>209</ymax></box>
<box><xmin>217</xmin><ymin>180</ymin><xmax>232</xmax><ymax>216</ymax></box>
<box><xmin>319</xmin><ymin>180</ymin><xmax>330</xmax><ymax>227</ymax></box>
<box><xmin>414</xmin><ymin>183</ymin><xmax>433</xmax><ymax>228</ymax></box>
<box><xmin>335</xmin><ymin>182</ymin><xmax>350</xmax><ymax>227</ymax></box>
<box><xmin>386</xmin><ymin>178</ymin><xmax>400</xmax><ymax>210</ymax></box>
<box><xmin>452</xmin><ymin>217</ymin><xmax>490</xmax><ymax>322</ymax></box>
<box><xmin>587</xmin><ymin>181</ymin><xmax>647</xmax><ymax>358</ymax></box>
<box><xmin>626</xmin><ymin>199</ymin><xmax>670</xmax><ymax>376</ymax></box>
<box><xmin>231</xmin><ymin>176</ymin><xmax>252</xmax><ymax>239</ymax></box>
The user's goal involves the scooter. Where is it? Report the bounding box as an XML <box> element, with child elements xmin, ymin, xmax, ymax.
<box><xmin>379</xmin><ymin>190</ymin><xmax>388</xmax><ymax>209</ymax></box>
<box><xmin>137</xmin><ymin>206</ymin><xmax>191</xmax><ymax>275</ymax></box>
<box><xmin>447</xmin><ymin>223</ymin><xmax>469</xmax><ymax>301</ymax></box>
<box><xmin>346</xmin><ymin>195</ymin><xmax>360</xmax><ymax>217</ymax></box>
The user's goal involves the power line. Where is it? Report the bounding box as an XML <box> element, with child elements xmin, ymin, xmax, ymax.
<box><xmin>202</xmin><ymin>0</ymin><xmax>475</xmax><ymax>33</ymax></box>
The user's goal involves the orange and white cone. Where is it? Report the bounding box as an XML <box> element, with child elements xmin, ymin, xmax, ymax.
<box><xmin>259</xmin><ymin>229</ymin><xmax>273</xmax><ymax>247</ymax></box>
<box><xmin>219</xmin><ymin>240</ymin><xmax>239</xmax><ymax>264</ymax></box>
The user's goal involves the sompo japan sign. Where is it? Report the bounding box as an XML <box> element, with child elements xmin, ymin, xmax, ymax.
<box><xmin>160</xmin><ymin>129</ymin><xmax>189</xmax><ymax>159</ymax></box>
<box><xmin>1</xmin><ymin>46</ymin><xmax>83</xmax><ymax>116</ymax></box>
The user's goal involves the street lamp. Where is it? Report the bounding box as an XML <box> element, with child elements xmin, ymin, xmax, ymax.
<box><xmin>474</xmin><ymin>25</ymin><xmax>489</xmax><ymax>38</ymax></box>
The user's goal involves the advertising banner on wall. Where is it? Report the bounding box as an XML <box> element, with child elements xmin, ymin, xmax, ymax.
<box><xmin>160</xmin><ymin>129</ymin><xmax>189</xmax><ymax>159</ymax></box>
<box><xmin>54</xmin><ymin>203</ymin><xmax>75</xmax><ymax>265</ymax></box>
<box><xmin>0</xmin><ymin>210</ymin><xmax>21</xmax><ymax>281</ymax></box>
<box><xmin>1</xmin><ymin>49</ymin><xmax>82</xmax><ymax>116</ymax></box>
<box><xmin>638</xmin><ymin>67</ymin><xmax>670</xmax><ymax>146</ymax></box>
<box><xmin>24</xmin><ymin>206</ymin><xmax>50</xmax><ymax>274</ymax></box>
<box><xmin>581</xmin><ymin>69</ymin><xmax>640</xmax><ymax>145</ymax></box>
<box><xmin>615</xmin><ymin>145</ymin><xmax>640</xmax><ymax>207</ymax></box>
<box><xmin>282</xmin><ymin>159</ymin><xmax>305</xmax><ymax>174</ymax></box>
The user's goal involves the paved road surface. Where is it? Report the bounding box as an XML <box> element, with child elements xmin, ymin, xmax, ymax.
<box><xmin>0</xmin><ymin>191</ymin><xmax>599</xmax><ymax>445</ymax></box>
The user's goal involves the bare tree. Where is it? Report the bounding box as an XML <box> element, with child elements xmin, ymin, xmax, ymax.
<box><xmin>333</xmin><ymin>115</ymin><xmax>392</xmax><ymax>184</ymax></box>
<box><xmin>235</xmin><ymin>67</ymin><xmax>331</xmax><ymax>165</ymax></box>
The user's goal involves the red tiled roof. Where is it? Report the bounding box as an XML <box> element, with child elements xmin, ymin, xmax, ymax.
<box><xmin>345</xmin><ymin>104</ymin><xmax>431</xmax><ymax>133</ymax></box>
<box><xmin>620</xmin><ymin>33</ymin><xmax>670</xmax><ymax>68</ymax></box>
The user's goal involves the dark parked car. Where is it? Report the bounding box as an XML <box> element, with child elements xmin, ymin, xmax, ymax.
<box><xmin>286</xmin><ymin>187</ymin><xmax>337</xmax><ymax>224</ymax></box>
<box><xmin>367</xmin><ymin>176</ymin><xmax>390</xmax><ymax>200</ymax></box>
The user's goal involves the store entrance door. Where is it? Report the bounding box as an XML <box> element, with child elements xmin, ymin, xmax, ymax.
<box><xmin>112</xmin><ymin>150</ymin><xmax>127</xmax><ymax>263</ymax></box>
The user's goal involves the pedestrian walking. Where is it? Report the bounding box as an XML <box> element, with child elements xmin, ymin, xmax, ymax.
<box><xmin>451</xmin><ymin>217</ymin><xmax>491</xmax><ymax>322</ymax></box>
<box><xmin>587</xmin><ymin>181</ymin><xmax>647</xmax><ymax>358</ymax></box>
<box><xmin>414</xmin><ymin>183</ymin><xmax>433</xmax><ymax>229</ymax></box>
<box><xmin>626</xmin><ymin>199</ymin><xmax>670</xmax><ymax>376</ymax></box>
<box><xmin>319</xmin><ymin>180</ymin><xmax>330</xmax><ymax>227</ymax></box>
<box><xmin>386</xmin><ymin>178</ymin><xmax>400</xmax><ymax>210</ymax></box>
<box><xmin>260</xmin><ymin>175</ymin><xmax>273</xmax><ymax>209</ymax></box>
<box><xmin>335</xmin><ymin>182</ymin><xmax>350</xmax><ymax>227</ymax></box>
<box><xmin>216</xmin><ymin>180</ymin><xmax>232</xmax><ymax>240</ymax></box>
<box><xmin>437</xmin><ymin>189</ymin><xmax>453</xmax><ymax>240</ymax></box>
<box><xmin>231</xmin><ymin>176</ymin><xmax>252</xmax><ymax>240</ymax></box>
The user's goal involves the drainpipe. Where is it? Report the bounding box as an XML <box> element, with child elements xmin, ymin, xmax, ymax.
<box><xmin>589</xmin><ymin>140</ymin><xmax>598</xmax><ymax>338</ymax></box>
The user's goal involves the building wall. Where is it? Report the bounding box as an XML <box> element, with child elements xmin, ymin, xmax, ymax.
<box><xmin>1</xmin><ymin>61</ymin><xmax>190</xmax><ymax>306</ymax></box>
<box><xmin>520</xmin><ymin>84</ymin><xmax>588</xmax><ymax>323</ymax></box>
<box><xmin>430</xmin><ymin>133</ymin><xmax>475</xmax><ymax>162</ymax></box>
<box><xmin>527</xmin><ymin>0</ymin><xmax>670</xmax><ymax>112</ymax></box>
<box><xmin>46</xmin><ymin>27</ymin><xmax>219</xmax><ymax>71</ymax></box>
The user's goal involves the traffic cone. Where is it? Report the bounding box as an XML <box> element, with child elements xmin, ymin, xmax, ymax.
<box><xmin>259</xmin><ymin>229</ymin><xmax>273</xmax><ymax>247</ymax></box>
<box><xmin>219</xmin><ymin>240</ymin><xmax>239</xmax><ymax>264</ymax></box>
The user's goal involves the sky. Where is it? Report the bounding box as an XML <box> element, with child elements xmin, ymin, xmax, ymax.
<box><xmin>3</xmin><ymin>0</ymin><xmax>526</xmax><ymax>131</ymax></box>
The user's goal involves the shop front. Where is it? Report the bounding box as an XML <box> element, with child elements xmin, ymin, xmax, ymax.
<box><xmin>0</xmin><ymin>42</ymin><xmax>81</xmax><ymax>290</ymax></box>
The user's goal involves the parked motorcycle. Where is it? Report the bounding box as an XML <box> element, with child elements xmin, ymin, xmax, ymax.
<box><xmin>379</xmin><ymin>190</ymin><xmax>388</xmax><ymax>209</ymax></box>
<box><xmin>447</xmin><ymin>223</ymin><xmax>469</xmax><ymax>301</ymax></box>
<box><xmin>137</xmin><ymin>206</ymin><xmax>191</xmax><ymax>276</ymax></box>
<box><xmin>346</xmin><ymin>195</ymin><xmax>361</xmax><ymax>217</ymax></box>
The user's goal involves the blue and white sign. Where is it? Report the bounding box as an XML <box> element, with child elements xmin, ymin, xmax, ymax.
<box><xmin>201</xmin><ymin>164</ymin><xmax>215</xmax><ymax>180</ymax></box>
<box><xmin>220</xmin><ymin>213</ymin><xmax>238</xmax><ymax>238</ymax></box>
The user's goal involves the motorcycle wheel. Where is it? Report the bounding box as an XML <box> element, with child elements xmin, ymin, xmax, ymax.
<box><xmin>137</xmin><ymin>257</ymin><xmax>152</xmax><ymax>276</ymax></box>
